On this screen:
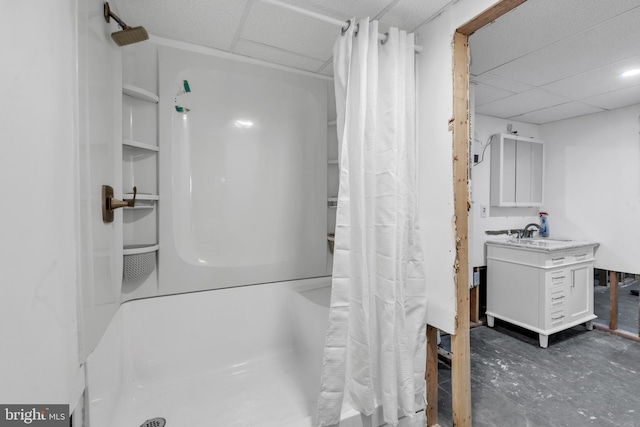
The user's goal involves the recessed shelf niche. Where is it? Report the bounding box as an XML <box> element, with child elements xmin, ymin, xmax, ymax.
<box><xmin>120</xmin><ymin>42</ymin><xmax>160</xmax><ymax>299</ymax></box>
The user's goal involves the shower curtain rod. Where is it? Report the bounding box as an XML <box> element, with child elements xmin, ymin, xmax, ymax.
<box><xmin>260</xmin><ymin>0</ymin><xmax>423</xmax><ymax>53</ymax></box>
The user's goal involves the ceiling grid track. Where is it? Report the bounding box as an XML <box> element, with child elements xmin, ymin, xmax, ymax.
<box><xmin>229</xmin><ymin>0</ymin><xmax>256</xmax><ymax>53</ymax></box>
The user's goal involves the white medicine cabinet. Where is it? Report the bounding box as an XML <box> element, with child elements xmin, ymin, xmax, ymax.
<box><xmin>490</xmin><ymin>133</ymin><xmax>544</xmax><ymax>207</ymax></box>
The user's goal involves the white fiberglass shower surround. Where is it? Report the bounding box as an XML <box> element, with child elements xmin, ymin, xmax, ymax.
<box><xmin>159</xmin><ymin>45</ymin><xmax>329</xmax><ymax>292</ymax></box>
<box><xmin>87</xmin><ymin>41</ymin><xmax>397</xmax><ymax>427</ymax></box>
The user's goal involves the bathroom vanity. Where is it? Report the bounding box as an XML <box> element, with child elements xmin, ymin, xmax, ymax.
<box><xmin>486</xmin><ymin>239</ymin><xmax>599</xmax><ymax>348</ymax></box>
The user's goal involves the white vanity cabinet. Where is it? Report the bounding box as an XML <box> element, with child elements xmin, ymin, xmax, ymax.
<box><xmin>490</xmin><ymin>133</ymin><xmax>544</xmax><ymax>207</ymax></box>
<box><xmin>486</xmin><ymin>240</ymin><xmax>598</xmax><ymax>348</ymax></box>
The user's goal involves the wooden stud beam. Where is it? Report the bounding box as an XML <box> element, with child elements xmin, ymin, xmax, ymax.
<box><xmin>457</xmin><ymin>0</ymin><xmax>528</xmax><ymax>36</ymax></box>
<box><xmin>451</xmin><ymin>30</ymin><xmax>472</xmax><ymax>427</ymax></box>
<box><xmin>446</xmin><ymin>2</ymin><xmax>528</xmax><ymax>426</ymax></box>
<box><xmin>610</xmin><ymin>270</ymin><xmax>618</xmax><ymax>330</ymax></box>
<box><xmin>426</xmin><ymin>325</ymin><xmax>439</xmax><ymax>427</ymax></box>
<box><xmin>470</xmin><ymin>269</ymin><xmax>480</xmax><ymax>324</ymax></box>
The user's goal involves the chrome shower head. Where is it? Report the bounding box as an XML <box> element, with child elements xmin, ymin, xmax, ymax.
<box><xmin>104</xmin><ymin>2</ymin><xmax>149</xmax><ymax>46</ymax></box>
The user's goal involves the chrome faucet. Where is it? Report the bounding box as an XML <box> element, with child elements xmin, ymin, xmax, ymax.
<box><xmin>523</xmin><ymin>223</ymin><xmax>540</xmax><ymax>238</ymax></box>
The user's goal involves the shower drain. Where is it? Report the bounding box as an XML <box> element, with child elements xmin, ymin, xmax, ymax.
<box><xmin>140</xmin><ymin>418</ymin><xmax>166</xmax><ymax>427</ymax></box>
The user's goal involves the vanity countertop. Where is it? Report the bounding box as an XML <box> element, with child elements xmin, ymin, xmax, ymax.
<box><xmin>486</xmin><ymin>237</ymin><xmax>599</xmax><ymax>252</ymax></box>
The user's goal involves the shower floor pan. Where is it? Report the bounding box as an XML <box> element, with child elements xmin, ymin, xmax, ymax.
<box><xmin>110</xmin><ymin>350</ymin><xmax>319</xmax><ymax>427</ymax></box>
<box><xmin>89</xmin><ymin>278</ymin><xmax>423</xmax><ymax>427</ymax></box>
<box><xmin>90</xmin><ymin>278</ymin><xmax>375</xmax><ymax>426</ymax></box>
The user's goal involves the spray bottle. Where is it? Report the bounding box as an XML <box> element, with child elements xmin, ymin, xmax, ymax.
<box><xmin>539</xmin><ymin>212</ymin><xmax>549</xmax><ymax>237</ymax></box>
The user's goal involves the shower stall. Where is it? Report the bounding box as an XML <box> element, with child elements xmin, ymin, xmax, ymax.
<box><xmin>86</xmin><ymin>38</ymin><xmax>388</xmax><ymax>427</ymax></box>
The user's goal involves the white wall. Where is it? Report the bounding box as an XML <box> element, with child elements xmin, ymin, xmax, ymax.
<box><xmin>470</xmin><ymin>114</ymin><xmax>542</xmax><ymax>267</ymax></box>
<box><xmin>77</xmin><ymin>0</ymin><xmax>123</xmax><ymax>362</ymax></box>
<box><xmin>414</xmin><ymin>0</ymin><xmax>502</xmax><ymax>333</ymax></box>
<box><xmin>541</xmin><ymin>104</ymin><xmax>640</xmax><ymax>274</ymax></box>
<box><xmin>0</xmin><ymin>0</ymin><xmax>83</xmax><ymax>407</ymax></box>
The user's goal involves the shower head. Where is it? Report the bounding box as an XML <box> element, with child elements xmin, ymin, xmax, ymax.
<box><xmin>104</xmin><ymin>2</ymin><xmax>149</xmax><ymax>46</ymax></box>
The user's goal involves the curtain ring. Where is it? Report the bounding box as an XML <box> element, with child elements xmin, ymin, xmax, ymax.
<box><xmin>381</xmin><ymin>32</ymin><xmax>389</xmax><ymax>45</ymax></box>
<box><xmin>341</xmin><ymin>20</ymin><xmax>351</xmax><ymax>36</ymax></box>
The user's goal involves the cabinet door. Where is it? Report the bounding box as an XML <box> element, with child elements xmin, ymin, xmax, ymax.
<box><xmin>490</xmin><ymin>135</ymin><xmax>517</xmax><ymax>206</ymax></box>
<box><xmin>502</xmin><ymin>137</ymin><xmax>517</xmax><ymax>204</ymax></box>
<box><xmin>529</xmin><ymin>141</ymin><xmax>544</xmax><ymax>205</ymax></box>
<box><xmin>490</xmin><ymin>134</ymin><xmax>544</xmax><ymax>207</ymax></box>
<box><xmin>515</xmin><ymin>140</ymin><xmax>532</xmax><ymax>204</ymax></box>
<box><xmin>568</xmin><ymin>265</ymin><xmax>592</xmax><ymax>322</ymax></box>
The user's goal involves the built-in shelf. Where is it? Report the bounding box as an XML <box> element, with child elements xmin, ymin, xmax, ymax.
<box><xmin>328</xmin><ymin>159</ymin><xmax>338</xmax><ymax>164</ymax></box>
<box><xmin>328</xmin><ymin>120</ymin><xmax>337</xmax><ymax>126</ymax></box>
<box><xmin>123</xmin><ymin>139</ymin><xmax>159</xmax><ymax>152</ymax></box>
<box><xmin>123</xmin><ymin>244</ymin><xmax>159</xmax><ymax>255</ymax></box>
<box><xmin>124</xmin><ymin>193</ymin><xmax>159</xmax><ymax>201</ymax></box>
<box><xmin>123</xmin><ymin>84</ymin><xmax>159</xmax><ymax>103</ymax></box>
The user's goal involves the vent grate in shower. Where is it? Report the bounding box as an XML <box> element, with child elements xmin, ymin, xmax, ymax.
<box><xmin>140</xmin><ymin>418</ymin><xmax>166</xmax><ymax>427</ymax></box>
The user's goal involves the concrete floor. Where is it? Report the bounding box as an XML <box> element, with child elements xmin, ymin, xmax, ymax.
<box><xmin>436</xmin><ymin>325</ymin><xmax>640</xmax><ymax>427</ymax></box>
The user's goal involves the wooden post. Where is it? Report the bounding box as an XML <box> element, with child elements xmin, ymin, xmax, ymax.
<box><xmin>451</xmin><ymin>30</ymin><xmax>472</xmax><ymax>427</ymax></box>
<box><xmin>426</xmin><ymin>325</ymin><xmax>438</xmax><ymax>427</ymax></box>
<box><xmin>448</xmin><ymin>2</ymin><xmax>528</xmax><ymax>426</ymax></box>
<box><xmin>610</xmin><ymin>270</ymin><xmax>618</xmax><ymax>330</ymax></box>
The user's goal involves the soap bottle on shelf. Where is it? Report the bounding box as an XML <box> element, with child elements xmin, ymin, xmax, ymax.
<box><xmin>539</xmin><ymin>212</ymin><xmax>549</xmax><ymax>237</ymax></box>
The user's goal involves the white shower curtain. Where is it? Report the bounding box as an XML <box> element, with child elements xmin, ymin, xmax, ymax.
<box><xmin>317</xmin><ymin>18</ymin><xmax>427</xmax><ymax>427</ymax></box>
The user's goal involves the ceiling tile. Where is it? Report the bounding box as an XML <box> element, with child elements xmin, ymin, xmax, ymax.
<box><xmin>510</xmin><ymin>102</ymin><xmax>605</xmax><ymax>125</ymax></box>
<box><xmin>473</xmin><ymin>82</ymin><xmax>516</xmax><ymax>106</ymax></box>
<box><xmin>470</xmin><ymin>0</ymin><xmax>640</xmax><ymax>75</ymax></box>
<box><xmin>488</xmin><ymin>6</ymin><xmax>640</xmax><ymax>87</ymax></box>
<box><xmin>112</xmin><ymin>0</ymin><xmax>248</xmax><ymax>51</ymax></box>
<box><xmin>378</xmin><ymin>0</ymin><xmax>452</xmax><ymax>33</ymax></box>
<box><xmin>581</xmin><ymin>85</ymin><xmax>640</xmax><ymax>110</ymax></box>
<box><xmin>235</xmin><ymin>40</ymin><xmax>326</xmax><ymax>72</ymax></box>
<box><xmin>475</xmin><ymin>89</ymin><xmax>571</xmax><ymax>118</ymax></box>
<box><xmin>541</xmin><ymin>54</ymin><xmax>640</xmax><ymax>100</ymax></box>
<box><xmin>241</xmin><ymin>1</ymin><xmax>338</xmax><ymax>60</ymax></box>
<box><xmin>472</xmin><ymin>73</ymin><xmax>533</xmax><ymax>94</ymax></box>
<box><xmin>295</xmin><ymin>0</ymin><xmax>392</xmax><ymax>21</ymax></box>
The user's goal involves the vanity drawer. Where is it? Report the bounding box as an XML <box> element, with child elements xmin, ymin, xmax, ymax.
<box><xmin>547</xmin><ymin>308</ymin><xmax>566</xmax><ymax>329</ymax></box>
<box><xmin>548</xmin><ymin>287</ymin><xmax>566</xmax><ymax>309</ymax></box>
<box><xmin>543</xmin><ymin>247</ymin><xmax>594</xmax><ymax>267</ymax></box>
<box><xmin>547</xmin><ymin>269</ymin><xmax>568</xmax><ymax>288</ymax></box>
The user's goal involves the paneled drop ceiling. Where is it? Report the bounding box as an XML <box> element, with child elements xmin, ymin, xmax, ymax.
<box><xmin>470</xmin><ymin>0</ymin><xmax>640</xmax><ymax>124</ymax></box>
<box><xmin>111</xmin><ymin>0</ymin><xmax>640</xmax><ymax>125</ymax></box>
<box><xmin>111</xmin><ymin>0</ymin><xmax>453</xmax><ymax>76</ymax></box>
